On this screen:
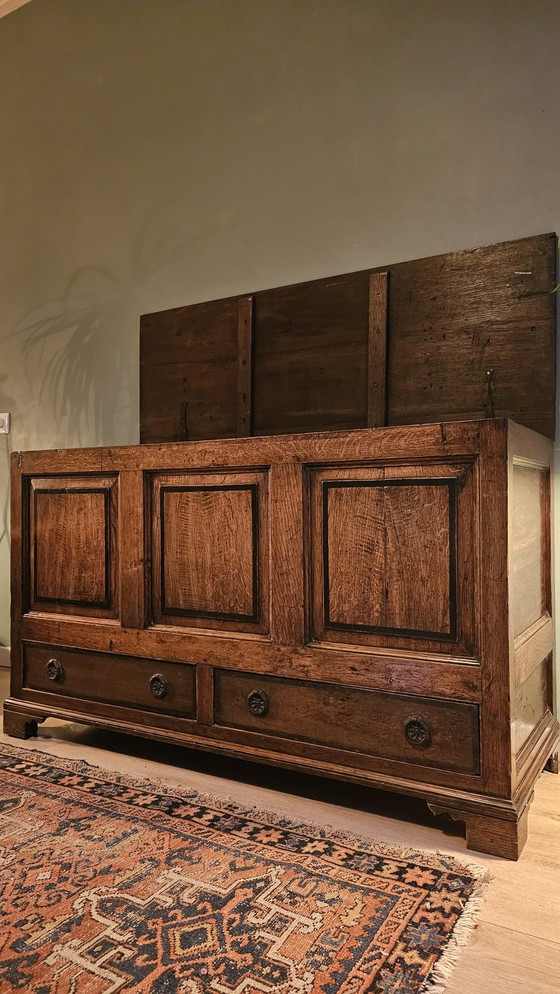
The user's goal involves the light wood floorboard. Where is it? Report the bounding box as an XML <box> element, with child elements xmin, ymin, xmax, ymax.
<box><xmin>1</xmin><ymin>669</ymin><xmax>559</xmax><ymax>992</ymax></box>
<box><xmin>444</xmin><ymin>924</ymin><xmax>560</xmax><ymax>994</ymax></box>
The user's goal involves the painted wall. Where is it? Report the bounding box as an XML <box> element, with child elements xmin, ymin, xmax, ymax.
<box><xmin>0</xmin><ymin>0</ymin><xmax>559</xmax><ymax>651</ymax></box>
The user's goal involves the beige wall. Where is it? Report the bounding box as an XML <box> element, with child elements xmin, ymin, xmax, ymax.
<box><xmin>0</xmin><ymin>0</ymin><xmax>559</xmax><ymax>650</ymax></box>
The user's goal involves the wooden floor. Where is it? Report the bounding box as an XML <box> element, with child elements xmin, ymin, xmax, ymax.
<box><xmin>1</xmin><ymin>668</ymin><xmax>559</xmax><ymax>993</ymax></box>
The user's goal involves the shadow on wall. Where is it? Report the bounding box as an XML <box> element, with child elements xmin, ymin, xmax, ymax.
<box><xmin>0</xmin><ymin>209</ymin><xmax>225</xmax><ymax>648</ymax></box>
<box><xmin>7</xmin><ymin>210</ymin><xmax>212</xmax><ymax>448</ymax></box>
<box><xmin>0</xmin><ymin>266</ymin><xmax>139</xmax><ymax>563</ymax></box>
<box><xmin>0</xmin><ymin>208</ymin><xmax>243</xmax><ymax>567</ymax></box>
<box><xmin>10</xmin><ymin>264</ymin><xmax>138</xmax><ymax>447</ymax></box>
<box><xmin>0</xmin><ymin>375</ymin><xmax>15</xmax><ymax>548</ymax></box>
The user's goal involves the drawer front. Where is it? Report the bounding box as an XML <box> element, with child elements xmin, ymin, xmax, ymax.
<box><xmin>215</xmin><ymin>670</ymin><xmax>479</xmax><ymax>775</ymax></box>
<box><xmin>23</xmin><ymin>644</ymin><xmax>196</xmax><ymax>718</ymax></box>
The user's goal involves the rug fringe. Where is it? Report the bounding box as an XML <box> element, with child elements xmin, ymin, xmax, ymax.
<box><xmin>419</xmin><ymin>885</ymin><xmax>488</xmax><ymax>993</ymax></box>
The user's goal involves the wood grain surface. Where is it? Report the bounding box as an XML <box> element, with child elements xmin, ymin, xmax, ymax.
<box><xmin>309</xmin><ymin>460</ymin><xmax>474</xmax><ymax>656</ymax></box>
<box><xmin>28</xmin><ymin>475</ymin><xmax>119</xmax><ymax>620</ymax></box>
<box><xmin>6</xmin><ymin>418</ymin><xmax>559</xmax><ymax>859</ymax></box>
<box><xmin>161</xmin><ymin>487</ymin><xmax>256</xmax><ymax>618</ymax></box>
<box><xmin>367</xmin><ymin>272</ymin><xmax>389</xmax><ymax>427</ymax></box>
<box><xmin>140</xmin><ymin>296</ymin><xmax>239</xmax><ymax>442</ymax></box>
<box><xmin>140</xmin><ymin>233</ymin><xmax>556</xmax><ymax>443</ymax></box>
<box><xmin>325</xmin><ymin>480</ymin><xmax>452</xmax><ymax>635</ymax></box>
<box><xmin>23</xmin><ymin>643</ymin><xmax>196</xmax><ymax>718</ymax></box>
<box><xmin>150</xmin><ymin>470</ymin><xmax>269</xmax><ymax>634</ymax></box>
<box><xmin>215</xmin><ymin>669</ymin><xmax>480</xmax><ymax>774</ymax></box>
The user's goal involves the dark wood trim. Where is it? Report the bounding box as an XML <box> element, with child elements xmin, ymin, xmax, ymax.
<box><xmin>541</xmin><ymin>465</ymin><xmax>552</xmax><ymax>618</ymax></box>
<box><xmin>10</xmin><ymin>452</ymin><xmax>24</xmax><ymax>699</ymax></box>
<box><xmin>237</xmin><ymin>295</ymin><xmax>253</xmax><ymax>437</ymax></box>
<box><xmin>479</xmin><ymin>420</ymin><xmax>511</xmax><ymax>796</ymax></box>
<box><xmin>367</xmin><ymin>271</ymin><xmax>388</xmax><ymax>427</ymax></box>
<box><xmin>269</xmin><ymin>462</ymin><xmax>306</xmax><ymax>646</ymax></box>
<box><xmin>196</xmin><ymin>664</ymin><xmax>213</xmax><ymax>725</ymax></box>
<box><xmin>119</xmin><ymin>469</ymin><xmax>148</xmax><ymax>630</ymax></box>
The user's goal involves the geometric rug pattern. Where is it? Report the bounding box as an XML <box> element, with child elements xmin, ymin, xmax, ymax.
<box><xmin>0</xmin><ymin>743</ymin><xmax>486</xmax><ymax>993</ymax></box>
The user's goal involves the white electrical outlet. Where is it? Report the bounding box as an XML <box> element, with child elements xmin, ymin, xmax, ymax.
<box><xmin>0</xmin><ymin>413</ymin><xmax>11</xmax><ymax>434</ymax></box>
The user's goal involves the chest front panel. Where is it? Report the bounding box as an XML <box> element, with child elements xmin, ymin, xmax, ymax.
<box><xmin>308</xmin><ymin>461</ymin><xmax>476</xmax><ymax>657</ymax></box>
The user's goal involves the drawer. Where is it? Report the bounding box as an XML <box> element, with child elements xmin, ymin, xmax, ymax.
<box><xmin>214</xmin><ymin>670</ymin><xmax>480</xmax><ymax>775</ymax></box>
<box><xmin>23</xmin><ymin>644</ymin><xmax>196</xmax><ymax>718</ymax></box>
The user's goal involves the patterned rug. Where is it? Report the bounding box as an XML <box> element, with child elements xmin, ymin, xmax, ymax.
<box><xmin>0</xmin><ymin>743</ymin><xmax>487</xmax><ymax>994</ymax></box>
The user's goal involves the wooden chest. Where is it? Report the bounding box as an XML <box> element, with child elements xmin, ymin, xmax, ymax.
<box><xmin>5</xmin><ymin>419</ymin><xmax>558</xmax><ymax>858</ymax></box>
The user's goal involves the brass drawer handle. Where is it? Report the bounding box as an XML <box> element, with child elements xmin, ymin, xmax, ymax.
<box><xmin>404</xmin><ymin>716</ymin><xmax>431</xmax><ymax>748</ymax></box>
<box><xmin>247</xmin><ymin>689</ymin><xmax>269</xmax><ymax>717</ymax></box>
<box><xmin>149</xmin><ymin>673</ymin><xmax>169</xmax><ymax>699</ymax></box>
<box><xmin>45</xmin><ymin>658</ymin><xmax>63</xmax><ymax>682</ymax></box>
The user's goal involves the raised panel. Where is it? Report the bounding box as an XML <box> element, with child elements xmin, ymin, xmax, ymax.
<box><xmin>310</xmin><ymin>463</ymin><xmax>475</xmax><ymax>655</ymax></box>
<box><xmin>511</xmin><ymin>463</ymin><xmax>549</xmax><ymax>638</ymax></box>
<box><xmin>384</xmin><ymin>482</ymin><xmax>453</xmax><ymax>634</ymax></box>
<box><xmin>28</xmin><ymin>476</ymin><xmax>118</xmax><ymax>619</ymax></box>
<box><xmin>326</xmin><ymin>483</ymin><xmax>386</xmax><ymax>628</ymax></box>
<box><xmin>512</xmin><ymin>655</ymin><xmax>552</xmax><ymax>755</ymax></box>
<box><xmin>326</xmin><ymin>480</ymin><xmax>453</xmax><ymax>637</ymax></box>
<box><xmin>151</xmin><ymin>471</ymin><xmax>269</xmax><ymax>633</ymax></box>
<box><xmin>162</xmin><ymin>486</ymin><xmax>257</xmax><ymax>619</ymax></box>
<box><xmin>35</xmin><ymin>491</ymin><xmax>107</xmax><ymax>603</ymax></box>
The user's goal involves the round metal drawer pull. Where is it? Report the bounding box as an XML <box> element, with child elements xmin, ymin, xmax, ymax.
<box><xmin>247</xmin><ymin>689</ymin><xmax>269</xmax><ymax>717</ymax></box>
<box><xmin>404</xmin><ymin>716</ymin><xmax>431</xmax><ymax>748</ymax></box>
<box><xmin>149</xmin><ymin>673</ymin><xmax>169</xmax><ymax>699</ymax></box>
<box><xmin>45</xmin><ymin>658</ymin><xmax>63</xmax><ymax>682</ymax></box>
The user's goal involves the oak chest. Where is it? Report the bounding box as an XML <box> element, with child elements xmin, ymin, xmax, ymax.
<box><xmin>5</xmin><ymin>419</ymin><xmax>558</xmax><ymax>858</ymax></box>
